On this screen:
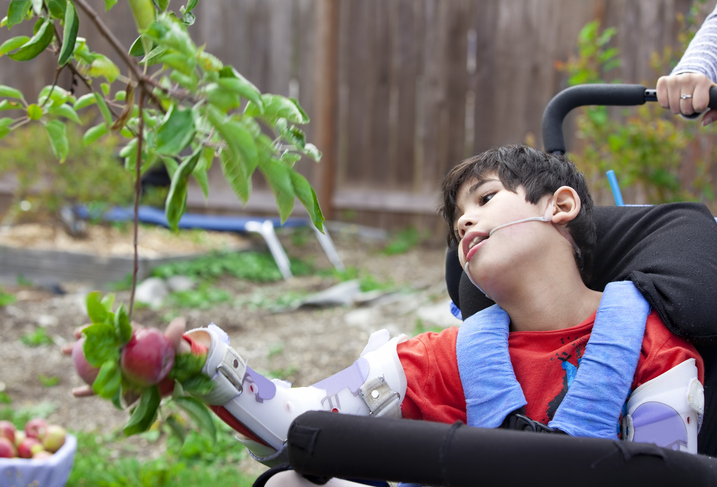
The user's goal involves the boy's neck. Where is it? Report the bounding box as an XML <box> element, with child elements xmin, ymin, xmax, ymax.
<box><xmin>490</xmin><ymin>255</ymin><xmax>603</xmax><ymax>333</ymax></box>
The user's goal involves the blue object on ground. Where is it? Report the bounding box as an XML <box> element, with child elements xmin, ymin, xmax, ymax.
<box><xmin>75</xmin><ymin>205</ymin><xmax>344</xmax><ymax>280</ymax></box>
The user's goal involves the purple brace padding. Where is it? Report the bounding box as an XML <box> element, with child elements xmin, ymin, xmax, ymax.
<box><xmin>632</xmin><ymin>402</ymin><xmax>688</xmax><ymax>451</ymax></box>
<box><xmin>311</xmin><ymin>357</ymin><xmax>371</xmax><ymax>397</ymax></box>
<box><xmin>246</xmin><ymin>367</ymin><xmax>278</xmax><ymax>402</ymax></box>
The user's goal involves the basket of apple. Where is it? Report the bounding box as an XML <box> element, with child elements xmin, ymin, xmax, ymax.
<box><xmin>0</xmin><ymin>418</ymin><xmax>76</xmax><ymax>487</ymax></box>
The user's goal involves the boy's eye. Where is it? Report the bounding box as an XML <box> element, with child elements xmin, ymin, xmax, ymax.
<box><xmin>480</xmin><ymin>192</ymin><xmax>495</xmax><ymax>205</ymax></box>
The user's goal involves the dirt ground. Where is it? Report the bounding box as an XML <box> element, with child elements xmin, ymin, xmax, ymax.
<box><xmin>0</xmin><ymin>223</ymin><xmax>451</xmax><ymax>476</ymax></box>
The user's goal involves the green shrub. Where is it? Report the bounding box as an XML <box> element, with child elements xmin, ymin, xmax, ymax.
<box><xmin>0</xmin><ymin>123</ymin><xmax>136</xmax><ymax>220</ymax></box>
<box><xmin>558</xmin><ymin>14</ymin><xmax>716</xmax><ymax>207</ymax></box>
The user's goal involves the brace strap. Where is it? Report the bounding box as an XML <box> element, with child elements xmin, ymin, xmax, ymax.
<box><xmin>359</xmin><ymin>376</ymin><xmax>401</xmax><ymax>419</ymax></box>
<box><xmin>194</xmin><ymin>330</ymin><xmax>248</xmax><ymax>405</ymax></box>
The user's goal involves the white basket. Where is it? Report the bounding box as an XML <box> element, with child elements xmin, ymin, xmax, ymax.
<box><xmin>0</xmin><ymin>434</ymin><xmax>77</xmax><ymax>487</ymax></box>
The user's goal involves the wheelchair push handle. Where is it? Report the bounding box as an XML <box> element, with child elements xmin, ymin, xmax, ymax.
<box><xmin>541</xmin><ymin>83</ymin><xmax>717</xmax><ymax>155</ymax></box>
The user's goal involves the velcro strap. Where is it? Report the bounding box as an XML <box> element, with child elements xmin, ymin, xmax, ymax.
<box><xmin>201</xmin><ymin>338</ymin><xmax>247</xmax><ymax>405</ymax></box>
<box><xmin>359</xmin><ymin>376</ymin><xmax>401</xmax><ymax>419</ymax></box>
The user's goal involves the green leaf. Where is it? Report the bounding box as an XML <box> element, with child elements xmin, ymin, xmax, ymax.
<box><xmin>101</xmin><ymin>293</ymin><xmax>115</xmax><ymax>311</ymax></box>
<box><xmin>92</xmin><ymin>360</ymin><xmax>122</xmax><ymax>399</ymax></box>
<box><xmin>157</xmin><ymin>0</ymin><xmax>169</xmax><ymax>12</ymax></box>
<box><xmin>0</xmin><ymin>125</ymin><xmax>11</xmax><ymax>141</ymax></box>
<box><xmin>301</xmin><ymin>143</ymin><xmax>322</xmax><ymax>162</ymax></box>
<box><xmin>45</xmin><ymin>119</ymin><xmax>69</xmax><ymax>162</ymax></box>
<box><xmin>0</xmin><ymin>36</ymin><xmax>29</xmax><ymax>56</ymax></box>
<box><xmin>246</xmin><ymin>94</ymin><xmax>309</xmax><ymax>125</ymax></box>
<box><xmin>207</xmin><ymin>106</ymin><xmax>258</xmax><ymax>176</ymax></box>
<box><xmin>94</xmin><ymin>92</ymin><xmax>112</xmax><ymax>126</ymax></box>
<box><xmin>127</xmin><ymin>0</ymin><xmax>155</xmax><ymax>31</ymax></box>
<box><xmin>165</xmin><ymin>148</ymin><xmax>201</xmax><ymax>230</ymax></box>
<box><xmin>260</xmin><ymin>158</ymin><xmax>294</xmax><ymax>221</ymax></box>
<box><xmin>74</xmin><ymin>93</ymin><xmax>96</xmax><ymax>110</ymax></box>
<box><xmin>168</xmin><ymin>351</ymin><xmax>206</xmax><ymax>383</ymax></box>
<box><xmin>82</xmin><ymin>323</ymin><xmax>120</xmax><ymax>367</ymax></box>
<box><xmin>0</xmin><ymin>84</ymin><xmax>24</xmax><ymax>101</ymax></box>
<box><xmin>48</xmin><ymin>103</ymin><xmax>81</xmax><ymax>124</ymax></box>
<box><xmin>280</xmin><ymin>151</ymin><xmax>301</xmax><ymax>167</ymax></box>
<box><xmin>218</xmin><ymin>69</ymin><xmax>263</xmax><ymax>110</ymax></box>
<box><xmin>186</xmin><ymin>0</ymin><xmax>198</xmax><ymax>12</ymax></box>
<box><xmin>46</xmin><ymin>0</ymin><xmax>66</xmax><ymax>19</ymax></box>
<box><xmin>8</xmin><ymin>17</ymin><xmax>53</xmax><ymax>61</ymax></box>
<box><xmin>204</xmin><ymin>83</ymin><xmax>240</xmax><ymax>111</ymax></box>
<box><xmin>58</xmin><ymin>0</ymin><xmax>79</xmax><ymax>66</ymax></box>
<box><xmin>83</xmin><ymin>123</ymin><xmax>108</xmax><ymax>145</ymax></box>
<box><xmin>219</xmin><ymin>150</ymin><xmax>251</xmax><ymax>204</ymax></box>
<box><xmin>123</xmin><ymin>386</ymin><xmax>161</xmax><ymax>436</ymax></box>
<box><xmin>30</xmin><ymin>0</ymin><xmax>41</xmax><ymax>15</ymax></box>
<box><xmin>193</xmin><ymin>149</ymin><xmax>211</xmax><ymax>199</ymax></box>
<box><xmin>88</xmin><ymin>54</ymin><xmax>120</xmax><ymax>83</ymax></box>
<box><xmin>174</xmin><ymin>396</ymin><xmax>216</xmax><ymax>443</ymax></box>
<box><xmin>114</xmin><ymin>304</ymin><xmax>132</xmax><ymax>344</ymax></box>
<box><xmin>86</xmin><ymin>291</ymin><xmax>109</xmax><ymax>323</ymax></box>
<box><xmin>161</xmin><ymin>155</ymin><xmax>178</xmax><ymax>179</ymax></box>
<box><xmin>7</xmin><ymin>1</ymin><xmax>31</xmax><ymax>29</ymax></box>
<box><xmin>0</xmin><ymin>100</ymin><xmax>21</xmax><ymax>111</ymax></box>
<box><xmin>27</xmin><ymin>103</ymin><xmax>42</xmax><ymax>120</ymax></box>
<box><xmin>155</xmin><ymin>104</ymin><xmax>195</xmax><ymax>156</ymax></box>
<box><xmin>104</xmin><ymin>0</ymin><xmax>117</xmax><ymax>11</ymax></box>
<box><xmin>165</xmin><ymin>414</ymin><xmax>186</xmax><ymax>444</ymax></box>
<box><xmin>290</xmin><ymin>170</ymin><xmax>324</xmax><ymax>232</ymax></box>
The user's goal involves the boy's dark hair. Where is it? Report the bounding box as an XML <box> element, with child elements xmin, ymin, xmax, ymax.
<box><xmin>439</xmin><ymin>144</ymin><xmax>596</xmax><ymax>280</ymax></box>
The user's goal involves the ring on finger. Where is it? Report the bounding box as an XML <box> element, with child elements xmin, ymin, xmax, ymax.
<box><xmin>681</xmin><ymin>93</ymin><xmax>693</xmax><ymax>100</ymax></box>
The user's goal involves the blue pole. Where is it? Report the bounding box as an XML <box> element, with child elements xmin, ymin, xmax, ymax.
<box><xmin>606</xmin><ymin>170</ymin><xmax>624</xmax><ymax>206</ymax></box>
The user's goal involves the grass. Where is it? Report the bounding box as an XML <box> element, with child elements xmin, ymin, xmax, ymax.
<box><xmin>20</xmin><ymin>326</ymin><xmax>55</xmax><ymax>347</ymax></box>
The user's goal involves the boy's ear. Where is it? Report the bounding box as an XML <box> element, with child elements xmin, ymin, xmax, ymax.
<box><xmin>551</xmin><ymin>186</ymin><xmax>581</xmax><ymax>224</ymax></box>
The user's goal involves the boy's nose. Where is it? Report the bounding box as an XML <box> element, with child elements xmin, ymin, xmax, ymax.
<box><xmin>456</xmin><ymin>214</ymin><xmax>476</xmax><ymax>239</ymax></box>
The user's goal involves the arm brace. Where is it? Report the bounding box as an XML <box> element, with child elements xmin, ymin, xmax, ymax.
<box><xmin>621</xmin><ymin>358</ymin><xmax>704</xmax><ymax>454</ymax></box>
<box><xmin>185</xmin><ymin>325</ymin><xmax>408</xmax><ymax>466</ymax></box>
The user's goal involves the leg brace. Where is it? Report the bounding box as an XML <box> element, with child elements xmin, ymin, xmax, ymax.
<box><xmin>185</xmin><ymin>325</ymin><xmax>408</xmax><ymax>466</ymax></box>
<box><xmin>621</xmin><ymin>358</ymin><xmax>704</xmax><ymax>454</ymax></box>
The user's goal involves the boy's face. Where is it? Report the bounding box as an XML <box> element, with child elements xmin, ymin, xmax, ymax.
<box><xmin>454</xmin><ymin>173</ymin><xmax>554</xmax><ymax>292</ymax></box>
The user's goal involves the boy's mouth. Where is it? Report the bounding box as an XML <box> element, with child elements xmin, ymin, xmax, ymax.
<box><xmin>462</xmin><ymin>231</ymin><xmax>489</xmax><ymax>262</ymax></box>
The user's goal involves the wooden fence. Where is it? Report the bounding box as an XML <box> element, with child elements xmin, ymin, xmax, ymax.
<box><xmin>0</xmin><ymin>0</ymin><xmax>700</xmax><ymax>234</ymax></box>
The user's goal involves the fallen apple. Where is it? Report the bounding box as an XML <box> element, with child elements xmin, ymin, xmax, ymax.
<box><xmin>0</xmin><ymin>420</ymin><xmax>15</xmax><ymax>444</ymax></box>
<box><xmin>32</xmin><ymin>450</ymin><xmax>53</xmax><ymax>459</ymax></box>
<box><xmin>17</xmin><ymin>437</ymin><xmax>43</xmax><ymax>459</ymax></box>
<box><xmin>72</xmin><ymin>337</ymin><xmax>100</xmax><ymax>386</ymax></box>
<box><xmin>14</xmin><ymin>430</ymin><xmax>25</xmax><ymax>448</ymax></box>
<box><xmin>0</xmin><ymin>437</ymin><xmax>15</xmax><ymax>458</ymax></box>
<box><xmin>41</xmin><ymin>424</ymin><xmax>66</xmax><ymax>453</ymax></box>
<box><xmin>24</xmin><ymin>418</ymin><xmax>48</xmax><ymax>439</ymax></box>
<box><xmin>120</xmin><ymin>328</ymin><xmax>175</xmax><ymax>387</ymax></box>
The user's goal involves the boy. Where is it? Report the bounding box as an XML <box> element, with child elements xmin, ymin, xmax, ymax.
<box><xmin>84</xmin><ymin>145</ymin><xmax>706</xmax><ymax>484</ymax></box>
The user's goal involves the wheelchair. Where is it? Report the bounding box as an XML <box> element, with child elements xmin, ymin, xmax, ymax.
<box><xmin>280</xmin><ymin>85</ymin><xmax>717</xmax><ymax>487</ymax></box>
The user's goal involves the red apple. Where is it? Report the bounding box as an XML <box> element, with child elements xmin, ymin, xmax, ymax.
<box><xmin>0</xmin><ymin>437</ymin><xmax>15</xmax><ymax>458</ymax></box>
<box><xmin>0</xmin><ymin>420</ymin><xmax>15</xmax><ymax>444</ymax></box>
<box><xmin>41</xmin><ymin>425</ymin><xmax>66</xmax><ymax>453</ymax></box>
<box><xmin>72</xmin><ymin>337</ymin><xmax>100</xmax><ymax>386</ymax></box>
<box><xmin>24</xmin><ymin>418</ymin><xmax>48</xmax><ymax>439</ymax></box>
<box><xmin>14</xmin><ymin>430</ymin><xmax>25</xmax><ymax>448</ymax></box>
<box><xmin>120</xmin><ymin>328</ymin><xmax>175</xmax><ymax>387</ymax></box>
<box><xmin>33</xmin><ymin>450</ymin><xmax>53</xmax><ymax>459</ymax></box>
<box><xmin>17</xmin><ymin>437</ymin><xmax>43</xmax><ymax>458</ymax></box>
<box><xmin>158</xmin><ymin>376</ymin><xmax>175</xmax><ymax>397</ymax></box>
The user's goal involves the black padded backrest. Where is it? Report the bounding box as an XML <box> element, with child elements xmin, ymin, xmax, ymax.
<box><xmin>446</xmin><ymin>202</ymin><xmax>717</xmax><ymax>455</ymax></box>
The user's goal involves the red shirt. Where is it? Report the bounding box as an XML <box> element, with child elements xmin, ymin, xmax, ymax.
<box><xmin>398</xmin><ymin>310</ymin><xmax>704</xmax><ymax>425</ymax></box>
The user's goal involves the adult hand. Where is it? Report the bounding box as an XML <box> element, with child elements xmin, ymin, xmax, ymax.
<box><xmin>61</xmin><ymin>317</ymin><xmax>191</xmax><ymax>398</ymax></box>
<box><xmin>656</xmin><ymin>72</ymin><xmax>717</xmax><ymax>126</ymax></box>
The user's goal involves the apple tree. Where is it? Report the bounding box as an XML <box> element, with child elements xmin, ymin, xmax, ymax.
<box><xmin>0</xmin><ymin>0</ymin><xmax>324</xmax><ymax>438</ymax></box>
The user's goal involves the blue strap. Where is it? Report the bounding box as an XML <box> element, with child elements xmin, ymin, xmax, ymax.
<box><xmin>457</xmin><ymin>305</ymin><xmax>527</xmax><ymax>428</ymax></box>
<box><xmin>456</xmin><ymin>281</ymin><xmax>649</xmax><ymax>437</ymax></box>
<box><xmin>549</xmin><ymin>281</ymin><xmax>649</xmax><ymax>438</ymax></box>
